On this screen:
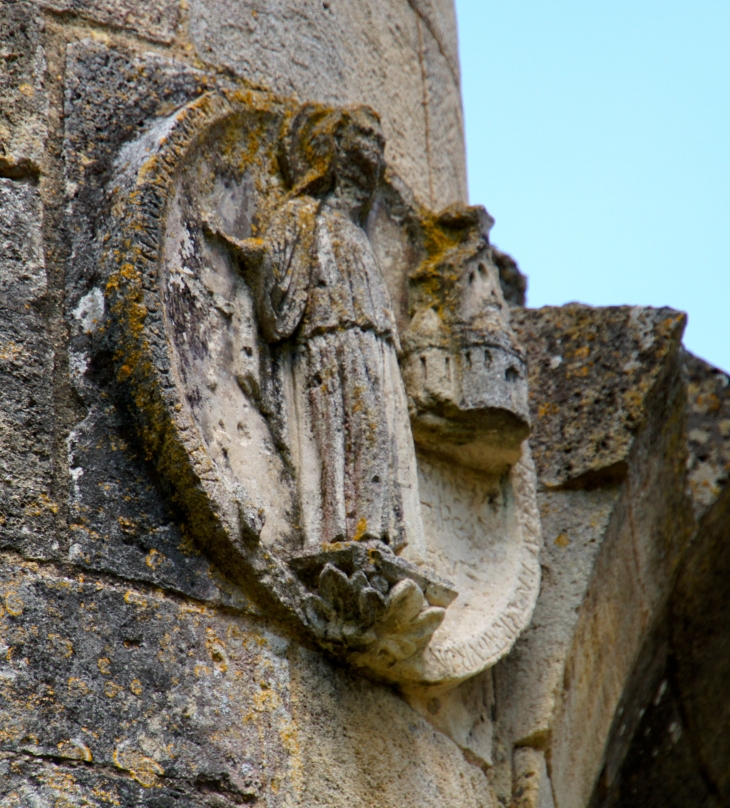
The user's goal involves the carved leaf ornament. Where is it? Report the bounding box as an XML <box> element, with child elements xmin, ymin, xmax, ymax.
<box><xmin>100</xmin><ymin>87</ymin><xmax>542</xmax><ymax>687</ymax></box>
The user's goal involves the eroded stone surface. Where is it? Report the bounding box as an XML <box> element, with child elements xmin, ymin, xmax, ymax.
<box><xmin>290</xmin><ymin>645</ymin><xmax>495</xmax><ymax>808</ymax></box>
<box><xmin>39</xmin><ymin>0</ymin><xmax>180</xmax><ymax>43</ymax></box>
<box><xmin>63</xmin><ymin>40</ymin><xmax>207</xmax><ymax>321</ymax></box>
<box><xmin>497</xmin><ymin>304</ymin><xmax>694</xmax><ymax>808</ymax></box>
<box><xmin>0</xmin><ymin>558</ymin><xmax>297</xmax><ymax>805</ymax></box>
<box><xmin>0</xmin><ymin>3</ymin><xmax>48</xmax><ymax>173</ymax></box>
<box><xmin>684</xmin><ymin>351</ymin><xmax>730</xmax><ymax>519</ymax></box>
<box><xmin>494</xmin><ymin>487</ymin><xmax>620</xmax><ymax>747</ymax></box>
<box><xmin>188</xmin><ymin>0</ymin><xmax>465</xmax><ymax>208</ymax></box>
<box><xmin>0</xmin><ymin>179</ymin><xmax>56</xmax><ymax>559</ymax></box>
<box><xmin>67</xmin><ymin>401</ymin><xmax>256</xmax><ymax>610</ymax></box>
<box><xmin>511</xmin><ymin>305</ymin><xmax>687</xmax><ymax>489</ymax></box>
<box><xmin>670</xmin><ymin>482</ymin><xmax>730</xmax><ymax>805</ymax></box>
<box><xmin>512</xmin><ymin>747</ymin><xmax>555</xmax><ymax>808</ymax></box>
<box><xmin>0</xmin><ymin>556</ymin><xmax>496</xmax><ymax>807</ymax></box>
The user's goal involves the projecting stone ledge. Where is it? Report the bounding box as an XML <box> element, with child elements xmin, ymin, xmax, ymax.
<box><xmin>511</xmin><ymin>304</ymin><xmax>686</xmax><ymax>490</ymax></box>
<box><xmin>493</xmin><ymin>303</ymin><xmax>693</xmax><ymax>808</ymax></box>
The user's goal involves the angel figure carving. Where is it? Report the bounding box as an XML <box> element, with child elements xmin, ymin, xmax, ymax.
<box><xmin>209</xmin><ymin>104</ymin><xmax>425</xmax><ymax>555</ymax></box>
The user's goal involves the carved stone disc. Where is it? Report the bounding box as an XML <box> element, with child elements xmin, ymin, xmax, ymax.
<box><xmin>100</xmin><ymin>88</ymin><xmax>542</xmax><ymax>688</ymax></box>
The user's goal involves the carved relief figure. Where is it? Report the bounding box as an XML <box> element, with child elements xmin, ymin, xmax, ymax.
<box><xmin>210</xmin><ymin>104</ymin><xmax>424</xmax><ymax>553</ymax></box>
<box><xmin>105</xmin><ymin>90</ymin><xmax>541</xmax><ymax>685</ymax></box>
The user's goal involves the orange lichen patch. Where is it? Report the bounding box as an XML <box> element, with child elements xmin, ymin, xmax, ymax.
<box><xmin>117</xmin><ymin>516</ymin><xmax>137</xmax><ymax>535</ymax></box>
<box><xmin>145</xmin><ymin>548</ymin><xmax>165</xmax><ymax>569</ymax></box>
<box><xmin>57</xmin><ymin>738</ymin><xmax>93</xmax><ymax>762</ymax></box>
<box><xmin>206</xmin><ymin>630</ymin><xmax>229</xmax><ymax>673</ymax></box>
<box><xmin>537</xmin><ymin>402</ymin><xmax>560</xmax><ymax>419</ymax></box>
<box><xmin>696</xmin><ymin>393</ymin><xmax>722</xmax><ymax>414</ymax></box>
<box><xmin>129</xmin><ymin>678</ymin><xmax>143</xmax><ymax>696</ymax></box>
<box><xmin>554</xmin><ymin>533</ymin><xmax>570</xmax><ymax>548</ymax></box>
<box><xmin>353</xmin><ymin>517</ymin><xmax>368</xmax><ymax>542</ymax></box>
<box><xmin>104</xmin><ymin>681</ymin><xmax>124</xmax><ymax>698</ymax></box>
<box><xmin>253</xmin><ymin>681</ymin><xmax>282</xmax><ymax>712</ymax></box>
<box><xmin>97</xmin><ymin>657</ymin><xmax>111</xmax><ymax>675</ymax></box>
<box><xmin>0</xmin><ymin>340</ymin><xmax>25</xmax><ymax>363</ymax></box>
<box><xmin>40</xmin><ymin>769</ymin><xmax>77</xmax><ymax>793</ymax></box>
<box><xmin>113</xmin><ymin>747</ymin><xmax>165</xmax><ymax>788</ymax></box>
<box><xmin>23</xmin><ymin>492</ymin><xmax>58</xmax><ymax>517</ymax></box>
<box><xmin>124</xmin><ymin>590</ymin><xmax>148</xmax><ymax>609</ymax></box>
<box><xmin>4</xmin><ymin>591</ymin><xmax>23</xmax><ymax>617</ymax></box>
<box><xmin>67</xmin><ymin>677</ymin><xmax>90</xmax><ymax>697</ymax></box>
<box><xmin>47</xmin><ymin>633</ymin><xmax>74</xmax><ymax>659</ymax></box>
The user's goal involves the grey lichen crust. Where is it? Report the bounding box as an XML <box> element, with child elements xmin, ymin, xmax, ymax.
<box><xmin>99</xmin><ymin>85</ymin><xmax>542</xmax><ymax>686</ymax></box>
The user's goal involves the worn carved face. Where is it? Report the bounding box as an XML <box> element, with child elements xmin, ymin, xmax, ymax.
<box><xmin>333</xmin><ymin>111</ymin><xmax>385</xmax><ymax>197</ymax></box>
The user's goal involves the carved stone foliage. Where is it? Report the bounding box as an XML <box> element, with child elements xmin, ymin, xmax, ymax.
<box><xmin>99</xmin><ymin>85</ymin><xmax>541</xmax><ymax>687</ymax></box>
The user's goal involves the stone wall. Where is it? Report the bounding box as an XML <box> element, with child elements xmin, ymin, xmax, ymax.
<box><xmin>1</xmin><ymin>2</ymin><xmax>728</xmax><ymax>807</ymax></box>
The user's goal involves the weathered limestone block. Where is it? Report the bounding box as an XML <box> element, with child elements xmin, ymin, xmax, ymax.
<box><xmin>0</xmin><ymin>753</ymin><xmax>220</xmax><ymax>807</ymax></box>
<box><xmin>494</xmin><ymin>486</ymin><xmax>620</xmax><ymax>748</ymax></box>
<box><xmin>63</xmin><ymin>40</ymin><xmax>207</xmax><ymax>322</ymax></box>
<box><xmin>418</xmin><ymin>7</ymin><xmax>467</xmax><ymax>209</ymax></box>
<box><xmin>290</xmin><ymin>646</ymin><xmax>495</xmax><ymax>808</ymax></box>
<box><xmin>0</xmin><ymin>555</ymin><xmax>496</xmax><ymax>807</ymax></box>
<box><xmin>67</xmin><ymin>400</ymin><xmax>257</xmax><ymax>610</ymax></box>
<box><xmin>61</xmin><ymin>43</ymin><xmax>237</xmax><ymax>600</ymax></box>
<box><xmin>0</xmin><ymin>557</ymin><xmax>297</xmax><ymax>805</ymax></box>
<box><xmin>658</xmin><ymin>357</ymin><xmax>730</xmax><ymax>806</ymax></box>
<box><xmin>0</xmin><ymin>2</ymin><xmax>48</xmax><ymax>174</ymax></box>
<box><xmin>0</xmin><ymin>179</ymin><xmax>57</xmax><ymax>560</ymax></box>
<box><xmin>188</xmin><ymin>0</ymin><xmax>466</xmax><ymax>208</ymax></box>
<box><xmin>589</xmin><ymin>354</ymin><xmax>730</xmax><ymax>808</ymax></box>
<box><xmin>685</xmin><ymin>352</ymin><xmax>730</xmax><ymax>520</ymax></box>
<box><xmin>514</xmin><ymin>305</ymin><xmax>687</xmax><ymax>489</ymax></box>
<box><xmin>38</xmin><ymin>0</ymin><xmax>180</xmax><ymax>43</ymax></box>
<box><xmin>496</xmin><ymin>305</ymin><xmax>693</xmax><ymax>808</ymax></box>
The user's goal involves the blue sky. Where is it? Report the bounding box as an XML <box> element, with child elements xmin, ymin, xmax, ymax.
<box><xmin>454</xmin><ymin>0</ymin><xmax>729</xmax><ymax>372</ymax></box>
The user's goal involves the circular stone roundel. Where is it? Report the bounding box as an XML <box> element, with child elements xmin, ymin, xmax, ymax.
<box><xmin>100</xmin><ymin>88</ymin><xmax>542</xmax><ymax>687</ymax></box>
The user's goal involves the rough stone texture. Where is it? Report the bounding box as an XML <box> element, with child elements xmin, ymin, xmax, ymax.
<box><xmin>496</xmin><ymin>305</ymin><xmax>694</xmax><ymax>808</ymax></box>
<box><xmin>512</xmin><ymin>747</ymin><xmax>555</xmax><ymax>808</ymax></box>
<box><xmin>0</xmin><ymin>179</ymin><xmax>57</xmax><ymax>560</ymax></box>
<box><xmin>0</xmin><ymin>555</ymin><xmax>494</xmax><ymax>807</ymax></box>
<box><xmin>38</xmin><ymin>0</ymin><xmax>181</xmax><ymax>43</ymax></box>
<box><xmin>511</xmin><ymin>305</ymin><xmax>687</xmax><ymax>489</ymax></box>
<box><xmin>0</xmin><ymin>2</ymin><xmax>48</xmax><ymax>174</ymax></box>
<box><xmin>60</xmin><ymin>42</ymin><xmax>239</xmax><ymax>605</ymax></box>
<box><xmin>494</xmin><ymin>486</ymin><xmax>620</xmax><ymax>747</ymax></box>
<box><xmin>2</xmin><ymin>1</ymin><xmax>729</xmax><ymax>806</ymax></box>
<box><xmin>188</xmin><ymin>0</ymin><xmax>466</xmax><ymax>209</ymax></box>
<box><xmin>587</xmin><ymin>353</ymin><xmax>730</xmax><ymax>808</ymax></box>
<box><xmin>63</xmin><ymin>40</ymin><xmax>208</xmax><ymax>319</ymax></box>
<box><xmin>685</xmin><ymin>352</ymin><xmax>730</xmax><ymax>520</ymax></box>
<box><xmin>0</xmin><ymin>557</ymin><xmax>298</xmax><ymax>805</ymax></box>
<box><xmin>665</xmin><ymin>366</ymin><xmax>730</xmax><ymax>806</ymax></box>
<box><xmin>291</xmin><ymin>646</ymin><xmax>495</xmax><ymax>807</ymax></box>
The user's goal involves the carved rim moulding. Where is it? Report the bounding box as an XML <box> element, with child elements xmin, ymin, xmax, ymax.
<box><xmin>100</xmin><ymin>87</ymin><xmax>542</xmax><ymax>687</ymax></box>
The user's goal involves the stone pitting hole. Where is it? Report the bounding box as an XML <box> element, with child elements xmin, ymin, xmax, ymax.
<box><xmin>506</xmin><ymin>366</ymin><xmax>520</xmax><ymax>382</ymax></box>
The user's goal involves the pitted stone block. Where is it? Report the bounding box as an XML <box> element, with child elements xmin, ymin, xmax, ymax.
<box><xmin>0</xmin><ymin>3</ymin><xmax>47</xmax><ymax>174</ymax></box>
<box><xmin>0</xmin><ymin>179</ymin><xmax>56</xmax><ymax>559</ymax></box>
